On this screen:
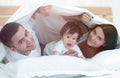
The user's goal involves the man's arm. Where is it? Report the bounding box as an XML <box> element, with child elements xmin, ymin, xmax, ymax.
<box><xmin>32</xmin><ymin>5</ymin><xmax>52</xmax><ymax>18</ymax></box>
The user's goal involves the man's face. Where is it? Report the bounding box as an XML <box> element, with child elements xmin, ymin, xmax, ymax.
<box><xmin>10</xmin><ymin>26</ymin><xmax>36</xmax><ymax>55</ymax></box>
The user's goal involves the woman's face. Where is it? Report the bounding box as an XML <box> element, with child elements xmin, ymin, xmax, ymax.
<box><xmin>87</xmin><ymin>27</ymin><xmax>105</xmax><ymax>48</ymax></box>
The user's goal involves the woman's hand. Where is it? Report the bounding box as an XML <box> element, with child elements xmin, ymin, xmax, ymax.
<box><xmin>62</xmin><ymin>12</ymin><xmax>93</xmax><ymax>24</ymax></box>
<box><xmin>80</xmin><ymin>12</ymin><xmax>93</xmax><ymax>23</ymax></box>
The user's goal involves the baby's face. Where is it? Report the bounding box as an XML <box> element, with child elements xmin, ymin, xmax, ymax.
<box><xmin>62</xmin><ymin>33</ymin><xmax>79</xmax><ymax>49</ymax></box>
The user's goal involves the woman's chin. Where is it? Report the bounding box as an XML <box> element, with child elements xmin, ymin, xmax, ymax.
<box><xmin>87</xmin><ymin>41</ymin><xmax>93</xmax><ymax>47</ymax></box>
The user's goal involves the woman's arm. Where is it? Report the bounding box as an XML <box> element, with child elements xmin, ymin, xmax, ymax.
<box><xmin>62</xmin><ymin>12</ymin><xmax>92</xmax><ymax>34</ymax></box>
<box><xmin>78</xmin><ymin>13</ymin><xmax>93</xmax><ymax>34</ymax></box>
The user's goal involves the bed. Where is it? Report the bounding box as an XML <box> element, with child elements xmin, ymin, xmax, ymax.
<box><xmin>0</xmin><ymin>0</ymin><xmax>120</xmax><ymax>78</ymax></box>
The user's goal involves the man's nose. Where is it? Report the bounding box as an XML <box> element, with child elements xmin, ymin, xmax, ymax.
<box><xmin>25</xmin><ymin>37</ymin><xmax>31</xmax><ymax>43</ymax></box>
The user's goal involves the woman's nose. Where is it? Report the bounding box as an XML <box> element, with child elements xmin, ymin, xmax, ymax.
<box><xmin>91</xmin><ymin>36</ymin><xmax>96</xmax><ymax>42</ymax></box>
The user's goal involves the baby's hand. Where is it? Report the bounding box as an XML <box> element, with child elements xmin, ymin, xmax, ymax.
<box><xmin>80</xmin><ymin>12</ymin><xmax>93</xmax><ymax>23</ymax></box>
<box><xmin>64</xmin><ymin>50</ymin><xmax>78</xmax><ymax>57</ymax></box>
<box><xmin>36</xmin><ymin>5</ymin><xmax>52</xmax><ymax>16</ymax></box>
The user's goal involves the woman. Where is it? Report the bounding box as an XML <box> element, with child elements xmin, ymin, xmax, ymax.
<box><xmin>33</xmin><ymin>5</ymin><xmax>118</xmax><ymax>58</ymax></box>
<box><xmin>77</xmin><ymin>24</ymin><xmax>118</xmax><ymax>58</ymax></box>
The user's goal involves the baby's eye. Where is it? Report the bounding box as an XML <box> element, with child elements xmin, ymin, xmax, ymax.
<box><xmin>73</xmin><ymin>38</ymin><xmax>76</xmax><ymax>40</ymax></box>
<box><xmin>67</xmin><ymin>36</ymin><xmax>70</xmax><ymax>38</ymax></box>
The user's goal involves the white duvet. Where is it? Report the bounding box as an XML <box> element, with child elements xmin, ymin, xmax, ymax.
<box><xmin>2</xmin><ymin>56</ymin><xmax>114</xmax><ymax>78</ymax></box>
<box><xmin>0</xmin><ymin>0</ymin><xmax>120</xmax><ymax>78</ymax></box>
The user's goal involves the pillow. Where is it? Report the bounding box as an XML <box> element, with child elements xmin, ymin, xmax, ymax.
<box><xmin>0</xmin><ymin>43</ymin><xmax>7</xmax><ymax>62</ymax></box>
<box><xmin>89</xmin><ymin>49</ymin><xmax>120</xmax><ymax>70</ymax></box>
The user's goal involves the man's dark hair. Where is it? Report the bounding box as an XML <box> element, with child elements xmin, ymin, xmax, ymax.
<box><xmin>0</xmin><ymin>22</ymin><xmax>21</xmax><ymax>47</ymax></box>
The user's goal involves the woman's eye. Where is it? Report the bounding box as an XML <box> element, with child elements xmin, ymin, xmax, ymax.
<box><xmin>93</xmin><ymin>30</ymin><xmax>96</xmax><ymax>34</ymax></box>
<box><xmin>98</xmin><ymin>36</ymin><xmax>102</xmax><ymax>41</ymax></box>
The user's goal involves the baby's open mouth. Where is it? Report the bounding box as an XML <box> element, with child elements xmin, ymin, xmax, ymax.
<box><xmin>67</xmin><ymin>43</ymin><xmax>72</xmax><ymax>47</ymax></box>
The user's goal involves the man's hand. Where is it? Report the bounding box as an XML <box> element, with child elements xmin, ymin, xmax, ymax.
<box><xmin>36</xmin><ymin>5</ymin><xmax>52</xmax><ymax>16</ymax></box>
<box><xmin>32</xmin><ymin>5</ymin><xmax>52</xmax><ymax>18</ymax></box>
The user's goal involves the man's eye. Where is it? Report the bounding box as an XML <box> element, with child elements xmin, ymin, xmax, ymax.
<box><xmin>25</xmin><ymin>30</ymin><xmax>29</xmax><ymax>36</ymax></box>
<box><xmin>19</xmin><ymin>39</ymin><xmax>23</xmax><ymax>44</ymax></box>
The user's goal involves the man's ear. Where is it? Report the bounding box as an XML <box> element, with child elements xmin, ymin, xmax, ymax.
<box><xmin>10</xmin><ymin>47</ymin><xmax>16</xmax><ymax>51</ymax></box>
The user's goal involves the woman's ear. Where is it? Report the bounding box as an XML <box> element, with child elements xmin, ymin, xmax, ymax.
<box><xmin>102</xmin><ymin>44</ymin><xmax>106</xmax><ymax>47</ymax></box>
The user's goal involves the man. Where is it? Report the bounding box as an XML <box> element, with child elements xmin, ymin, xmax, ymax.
<box><xmin>0</xmin><ymin>22</ymin><xmax>41</xmax><ymax>62</ymax></box>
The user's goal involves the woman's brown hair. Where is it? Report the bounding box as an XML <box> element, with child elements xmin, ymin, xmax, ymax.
<box><xmin>92</xmin><ymin>24</ymin><xmax>118</xmax><ymax>51</ymax></box>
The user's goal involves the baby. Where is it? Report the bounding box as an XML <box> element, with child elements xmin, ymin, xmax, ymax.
<box><xmin>44</xmin><ymin>22</ymin><xmax>85</xmax><ymax>59</ymax></box>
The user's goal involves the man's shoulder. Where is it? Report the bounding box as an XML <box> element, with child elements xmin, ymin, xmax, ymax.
<box><xmin>0</xmin><ymin>43</ymin><xmax>8</xmax><ymax>62</ymax></box>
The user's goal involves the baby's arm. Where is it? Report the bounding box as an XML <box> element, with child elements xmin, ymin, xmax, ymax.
<box><xmin>64</xmin><ymin>50</ymin><xmax>78</xmax><ymax>57</ymax></box>
<box><xmin>52</xmin><ymin>40</ymin><xmax>64</xmax><ymax>55</ymax></box>
<box><xmin>53</xmin><ymin>51</ymin><xmax>61</xmax><ymax>55</ymax></box>
<box><xmin>64</xmin><ymin>49</ymin><xmax>86</xmax><ymax>59</ymax></box>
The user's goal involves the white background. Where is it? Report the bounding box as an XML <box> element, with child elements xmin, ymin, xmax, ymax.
<box><xmin>0</xmin><ymin>0</ymin><xmax>119</xmax><ymax>33</ymax></box>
